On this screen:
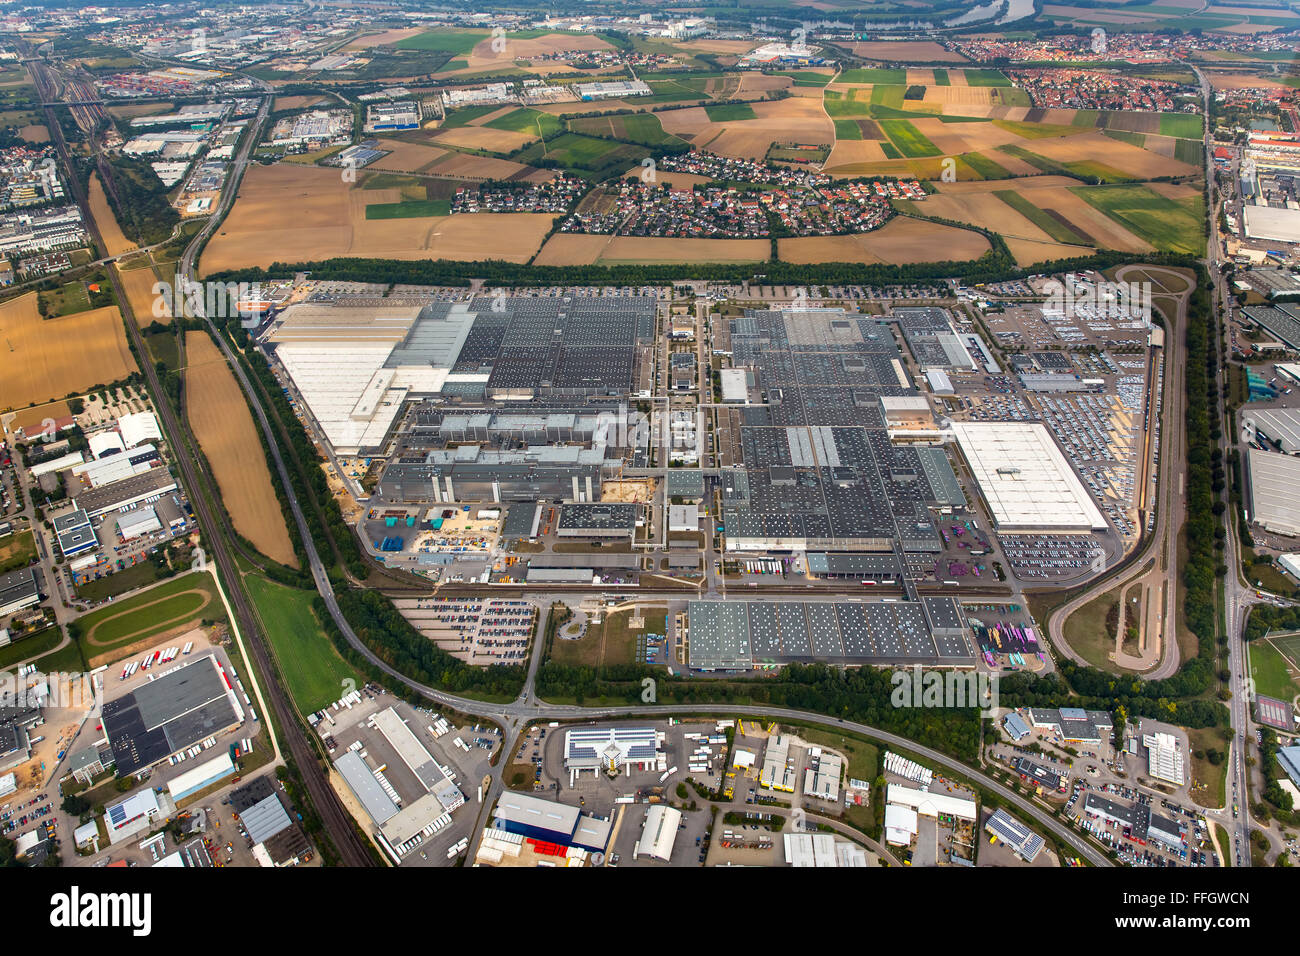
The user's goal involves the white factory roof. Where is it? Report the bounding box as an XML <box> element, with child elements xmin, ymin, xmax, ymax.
<box><xmin>166</xmin><ymin>752</ymin><xmax>234</xmax><ymax>800</ymax></box>
<box><xmin>884</xmin><ymin>804</ymin><xmax>918</xmax><ymax>845</ymax></box>
<box><xmin>636</xmin><ymin>804</ymin><xmax>681</xmax><ymax>862</ymax></box>
<box><xmin>1243</xmin><ymin>204</ymin><xmax>1300</xmax><ymax>244</ymax></box>
<box><xmin>784</xmin><ymin>832</ymin><xmax>868</xmax><ymax>866</ymax></box>
<box><xmin>118</xmin><ymin>411</ymin><xmax>162</xmax><ymax>449</ymax></box>
<box><xmin>1247</xmin><ymin>447</ymin><xmax>1300</xmax><ymax>536</ymax></box>
<box><xmin>887</xmin><ymin>783</ymin><xmax>977</xmax><ymax>820</ymax></box>
<box><xmin>1245</xmin><ymin>406</ymin><xmax>1300</xmax><ymax>451</ymax></box>
<box><xmin>950</xmin><ymin>421</ymin><xmax>1107</xmax><ymax>531</ymax></box>
<box><xmin>720</xmin><ymin>367</ymin><xmax>749</xmax><ymax>403</ymax></box>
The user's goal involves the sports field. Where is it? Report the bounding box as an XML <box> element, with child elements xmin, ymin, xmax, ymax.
<box><xmin>1250</xmin><ymin>637</ymin><xmax>1300</xmax><ymax>702</ymax></box>
<box><xmin>246</xmin><ymin>575</ymin><xmax>359</xmax><ymax>714</ymax></box>
<box><xmin>78</xmin><ymin>573</ymin><xmax>224</xmax><ymax>666</ymax></box>
<box><xmin>184</xmin><ymin>333</ymin><xmax>298</xmax><ymax>568</ymax></box>
<box><xmin>0</xmin><ymin>292</ymin><xmax>136</xmax><ymax>411</ymax></box>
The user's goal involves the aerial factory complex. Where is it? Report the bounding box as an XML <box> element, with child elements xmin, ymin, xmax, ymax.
<box><xmin>0</xmin><ymin>0</ymin><xmax>1295</xmax><ymax>899</ymax></box>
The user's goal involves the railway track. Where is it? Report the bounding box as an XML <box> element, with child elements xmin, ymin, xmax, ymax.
<box><xmin>24</xmin><ymin>46</ymin><xmax>376</xmax><ymax>867</ymax></box>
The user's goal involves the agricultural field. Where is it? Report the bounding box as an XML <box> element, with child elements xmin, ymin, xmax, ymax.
<box><xmin>88</xmin><ymin>172</ymin><xmax>137</xmax><ymax>257</ymax></box>
<box><xmin>1072</xmin><ymin>183</ymin><xmax>1206</xmax><ymax>255</ymax></box>
<box><xmin>115</xmin><ymin>261</ymin><xmax>168</xmax><ymax>327</ymax></box>
<box><xmin>919</xmin><ymin>175</ymin><xmax>1165</xmax><ymax>264</ymax></box>
<box><xmin>777</xmin><ymin>217</ymin><xmax>990</xmax><ymax>265</ymax></box>
<box><xmin>567</xmin><ymin>112</ymin><xmax>686</xmax><ymax>146</ymax></box>
<box><xmin>534</xmin><ymin>234</ymin><xmax>770</xmax><ymax>266</ymax></box>
<box><xmin>0</xmin><ymin>292</ymin><xmax>135</xmax><ymax>411</ymax></box>
<box><xmin>184</xmin><ymin>332</ymin><xmax>298</xmax><ymax>568</ymax></box>
<box><xmin>364</xmin><ymin>198</ymin><xmax>452</xmax><ymax>219</ymax></box>
<box><xmin>200</xmin><ymin>164</ymin><xmax>557</xmax><ymax>273</ymax></box>
<box><xmin>246</xmin><ymin>575</ymin><xmax>358</xmax><ymax>714</ymax></box>
<box><xmin>660</xmin><ymin>97</ymin><xmax>832</xmax><ymax>160</ymax></box>
<box><xmin>848</xmin><ymin>41</ymin><xmax>968</xmax><ymax>63</ymax></box>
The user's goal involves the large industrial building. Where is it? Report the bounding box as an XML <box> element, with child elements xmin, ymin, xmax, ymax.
<box><xmin>1245</xmin><ymin>446</ymin><xmax>1300</xmax><ymax>536</ymax></box>
<box><xmin>492</xmin><ymin>791</ymin><xmax>612</xmax><ymax>852</ymax></box>
<box><xmin>272</xmin><ymin>295</ymin><xmax>656</xmax><ymax>456</ymax></box>
<box><xmin>950</xmin><ymin>422</ymin><xmax>1107</xmax><ymax>532</ymax></box>
<box><xmin>985</xmin><ymin>808</ymin><xmax>1045</xmax><ymax>862</ymax></box>
<box><xmin>99</xmin><ymin>654</ymin><xmax>243</xmax><ymax>776</ymax></box>
<box><xmin>687</xmin><ymin>597</ymin><xmax>975</xmax><ymax>671</ymax></box>
<box><xmin>635</xmin><ymin>804</ymin><xmax>681</xmax><ymax>862</ymax></box>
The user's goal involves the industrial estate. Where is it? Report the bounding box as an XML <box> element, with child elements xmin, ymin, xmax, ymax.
<box><xmin>0</xmin><ymin>0</ymin><xmax>1296</xmax><ymax>900</ymax></box>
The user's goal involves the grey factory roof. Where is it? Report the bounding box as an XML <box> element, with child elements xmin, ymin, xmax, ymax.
<box><xmin>335</xmin><ymin>750</ymin><xmax>399</xmax><ymax>825</ymax></box>
<box><xmin>1246</xmin><ymin>447</ymin><xmax>1300</xmax><ymax>536</ymax></box>
<box><xmin>101</xmin><ymin>654</ymin><xmax>239</xmax><ymax>776</ymax></box>
<box><xmin>240</xmin><ymin>793</ymin><xmax>293</xmax><ymax>846</ymax></box>
<box><xmin>557</xmin><ymin>503</ymin><xmax>637</xmax><ymax>531</ymax></box>
<box><xmin>689</xmin><ymin>599</ymin><xmax>975</xmax><ymax>670</ymax></box>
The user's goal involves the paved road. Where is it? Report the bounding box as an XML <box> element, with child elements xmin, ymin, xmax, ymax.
<box><xmin>1045</xmin><ymin>263</ymin><xmax>1190</xmax><ymax>678</ymax></box>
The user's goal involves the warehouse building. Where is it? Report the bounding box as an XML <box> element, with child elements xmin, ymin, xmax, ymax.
<box><xmin>1027</xmin><ymin>707</ymin><xmax>1113</xmax><ymax>744</ymax></box>
<box><xmin>984</xmin><ymin>808</ymin><xmax>1045</xmax><ymax>863</ymax></box>
<box><xmin>73</xmin><ymin>468</ymin><xmax>177</xmax><ymax>519</ymax></box>
<box><xmin>556</xmin><ymin>503</ymin><xmax>638</xmax><ymax>539</ymax></box>
<box><xmin>1012</xmin><ymin>756</ymin><xmax>1067</xmax><ymax>793</ymax></box>
<box><xmin>1142</xmin><ymin>731</ymin><xmax>1185</xmax><ymax>786</ymax></box>
<box><xmin>783</xmin><ymin>832</ymin><xmax>869</xmax><ymax>867</ymax></box>
<box><xmin>53</xmin><ymin>509</ymin><xmax>96</xmax><ymax>559</ymax></box>
<box><xmin>99</xmin><ymin>654</ymin><xmax>242</xmax><ymax>776</ymax></box>
<box><xmin>166</xmin><ymin>752</ymin><xmax>236</xmax><ymax>801</ymax></box>
<box><xmin>635</xmin><ymin>804</ymin><xmax>681</xmax><ymax>863</ymax></box>
<box><xmin>687</xmin><ymin>597</ymin><xmax>974</xmax><ymax>670</ymax></box>
<box><xmin>760</xmin><ymin>734</ymin><xmax>797</xmax><ymax>793</ymax></box>
<box><xmin>887</xmin><ymin>783</ymin><xmax>976</xmax><ymax>821</ymax></box>
<box><xmin>950</xmin><ymin>422</ymin><xmax>1107</xmax><ymax>532</ymax></box>
<box><xmin>492</xmin><ymin>791</ymin><xmax>612</xmax><ymax>852</ymax></box>
<box><xmin>1245</xmin><ymin>406</ymin><xmax>1300</xmax><ymax>454</ymax></box>
<box><xmin>1279</xmin><ymin>745</ymin><xmax>1300</xmax><ymax>788</ymax></box>
<box><xmin>804</xmin><ymin>750</ymin><xmax>843</xmax><ymax>802</ymax></box>
<box><xmin>0</xmin><ymin>568</ymin><xmax>39</xmax><ymax>618</ymax></box>
<box><xmin>1245</xmin><ymin>446</ymin><xmax>1300</xmax><ymax>536</ymax></box>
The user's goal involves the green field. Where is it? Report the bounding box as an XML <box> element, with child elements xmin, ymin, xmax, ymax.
<box><xmin>833</xmin><ymin>118</ymin><xmax>864</xmax><ymax>140</ymax></box>
<box><xmin>995</xmin><ymin>190</ymin><xmax>1093</xmax><ymax>245</ymax></box>
<box><xmin>838</xmin><ymin>68</ymin><xmax>906</xmax><ymax>84</ymax></box>
<box><xmin>439</xmin><ymin>104</ymin><xmax>501</xmax><ymax>128</ymax></box>
<box><xmin>1072</xmin><ymin>184</ymin><xmax>1206</xmax><ymax>254</ymax></box>
<box><xmin>515</xmin><ymin>132</ymin><xmax>635</xmax><ymax>169</ymax></box>
<box><xmin>570</xmin><ymin>112</ymin><xmax>684</xmax><ymax>146</ymax></box>
<box><xmin>992</xmin><ymin>119</ymin><xmax>1089</xmax><ymax>139</ymax></box>
<box><xmin>880</xmin><ymin>141</ymin><xmax>902</xmax><ymax>159</ymax></box>
<box><xmin>365</xmin><ymin>199</ymin><xmax>451</xmax><ymax>219</ymax></box>
<box><xmin>704</xmin><ymin>102</ymin><xmax>757</xmax><ymax>122</ymax></box>
<box><xmin>1174</xmin><ymin>137</ymin><xmax>1204</xmax><ymax>166</ymax></box>
<box><xmin>484</xmin><ymin>107</ymin><xmax>561</xmax><ymax>138</ymax></box>
<box><xmin>76</xmin><ymin>572</ymin><xmax>224</xmax><ymax>653</ymax></box>
<box><xmin>0</xmin><ymin>529</ymin><xmax>35</xmax><ymax>574</ymax></box>
<box><xmin>395</xmin><ymin>29</ymin><xmax>486</xmax><ymax>54</ymax></box>
<box><xmin>246</xmin><ymin>575</ymin><xmax>359</xmax><ymax>714</ymax></box>
<box><xmin>0</xmin><ymin>628</ymin><xmax>68</xmax><ymax>671</ymax></box>
<box><xmin>934</xmin><ymin>69</ymin><xmax>950</xmax><ymax>86</ymax></box>
<box><xmin>1250</xmin><ymin>638</ymin><xmax>1300</xmax><ymax>702</ymax></box>
<box><xmin>960</xmin><ymin>151</ymin><xmax>1013</xmax><ymax>180</ymax></box>
<box><xmin>824</xmin><ymin>96</ymin><xmax>873</xmax><ymax>118</ymax></box>
<box><xmin>870</xmin><ymin>84</ymin><xmax>906</xmax><ymax>110</ymax></box>
<box><xmin>964</xmin><ymin>69</ymin><xmax>1011</xmax><ymax>87</ymax></box>
<box><xmin>774</xmin><ymin>71</ymin><xmax>833</xmax><ymax>87</ymax></box>
<box><xmin>879</xmin><ymin>119</ymin><xmax>942</xmax><ymax>158</ymax></box>
<box><xmin>1102</xmin><ymin>128</ymin><xmax>1147</xmax><ymax>148</ymax></box>
<box><xmin>1000</xmin><ymin>144</ymin><xmax>1134</xmax><ymax>183</ymax></box>
<box><xmin>1158</xmin><ymin>113</ymin><xmax>1204</xmax><ymax>138</ymax></box>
